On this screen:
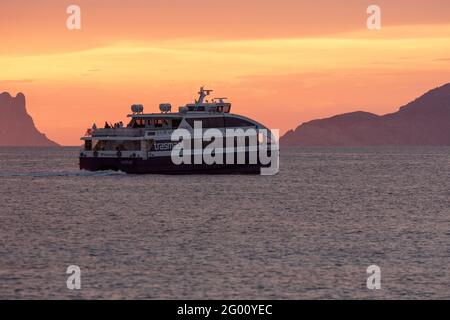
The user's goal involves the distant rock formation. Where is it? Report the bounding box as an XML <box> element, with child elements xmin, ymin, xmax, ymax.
<box><xmin>0</xmin><ymin>92</ymin><xmax>59</xmax><ymax>146</ymax></box>
<box><xmin>281</xmin><ymin>83</ymin><xmax>450</xmax><ymax>146</ymax></box>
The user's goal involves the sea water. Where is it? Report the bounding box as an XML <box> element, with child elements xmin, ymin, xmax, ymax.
<box><xmin>0</xmin><ymin>147</ymin><xmax>449</xmax><ymax>299</ymax></box>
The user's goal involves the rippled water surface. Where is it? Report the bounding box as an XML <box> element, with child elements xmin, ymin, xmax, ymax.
<box><xmin>0</xmin><ymin>147</ymin><xmax>449</xmax><ymax>299</ymax></box>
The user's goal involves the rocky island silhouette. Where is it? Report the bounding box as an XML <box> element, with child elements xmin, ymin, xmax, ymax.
<box><xmin>0</xmin><ymin>92</ymin><xmax>58</xmax><ymax>146</ymax></box>
<box><xmin>281</xmin><ymin>83</ymin><xmax>450</xmax><ymax>146</ymax></box>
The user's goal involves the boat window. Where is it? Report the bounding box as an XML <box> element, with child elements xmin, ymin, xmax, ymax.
<box><xmin>216</xmin><ymin>104</ymin><xmax>231</xmax><ymax>113</ymax></box>
<box><xmin>172</xmin><ymin>119</ymin><xmax>182</xmax><ymax>129</ymax></box>
<box><xmin>186</xmin><ymin>117</ymin><xmax>224</xmax><ymax>128</ymax></box>
<box><xmin>187</xmin><ymin>105</ymin><xmax>206</xmax><ymax>111</ymax></box>
<box><xmin>224</xmin><ymin>117</ymin><xmax>254</xmax><ymax>128</ymax></box>
<box><xmin>154</xmin><ymin>119</ymin><xmax>169</xmax><ymax>128</ymax></box>
<box><xmin>84</xmin><ymin>140</ymin><xmax>92</xmax><ymax>151</ymax></box>
<box><xmin>93</xmin><ymin>140</ymin><xmax>141</xmax><ymax>151</ymax></box>
<box><xmin>132</xmin><ymin>119</ymin><xmax>145</xmax><ymax>128</ymax></box>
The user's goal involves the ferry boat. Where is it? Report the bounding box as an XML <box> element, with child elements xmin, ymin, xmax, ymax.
<box><xmin>79</xmin><ymin>87</ymin><xmax>278</xmax><ymax>174</ymax></box>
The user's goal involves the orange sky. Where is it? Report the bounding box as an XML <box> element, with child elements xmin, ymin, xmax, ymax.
<box><xmin>1</xmin><ymin>0</ymin><xmax>450</xmax><ymax>145</ymax></box>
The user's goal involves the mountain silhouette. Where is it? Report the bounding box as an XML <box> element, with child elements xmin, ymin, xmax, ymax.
<box><xmin>281</xmin><ymin>83</ymin><xmax>450</xmax><ymax>146</ymax></box>
<box><xmin>0</xmin><ymin>92</ymin><xmax>59</xmax><ymax>146</ymax></box>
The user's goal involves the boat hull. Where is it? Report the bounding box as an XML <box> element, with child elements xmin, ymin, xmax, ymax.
<box><xmin>79</xmin><ymin>156</ymin><xmax>268</xmax><ymax>174</ymax></box>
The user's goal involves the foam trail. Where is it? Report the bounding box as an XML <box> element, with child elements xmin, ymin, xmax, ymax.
<box><xmin>0</xmin><ymin>170</ymin><xmax>126</xmax><ymax>177</ymax></box>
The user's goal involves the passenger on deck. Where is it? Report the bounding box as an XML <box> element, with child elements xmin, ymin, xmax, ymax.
<box><xmin>104</xmin><ymin>122</ymin><xmax>110</xmax><ymax>129</ymax></box>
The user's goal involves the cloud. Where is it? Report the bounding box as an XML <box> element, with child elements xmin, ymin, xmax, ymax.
<box><xmin>433</xmin><ymin>58</ymin><xmax>450</xmax><ymax>62</ymax></box>
<box><xmin>81</xmin><ymin>69</ymin><xmax>102</xmax><ymax>77</ymax></box>
<box><xmin>0</xmin><ymin>79</ymin><xmax>35</xmax><ymax>84</ymax></box>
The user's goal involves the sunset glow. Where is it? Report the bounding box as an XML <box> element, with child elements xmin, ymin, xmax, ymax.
<box><xmin>2</xmin><ymin>0</ymin><xmax>450</xmax><ymax>145</ymax></box>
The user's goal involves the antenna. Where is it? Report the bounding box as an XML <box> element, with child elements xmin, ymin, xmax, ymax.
<box><xmin>214</xmin><ymin>97</ymin><xmax>228</xmax><ymax>103</ymax></box>
<box><xmin>197</xmin><ymin>86</ymin><xmax>214</xmax><ymax>104</ymax></box>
